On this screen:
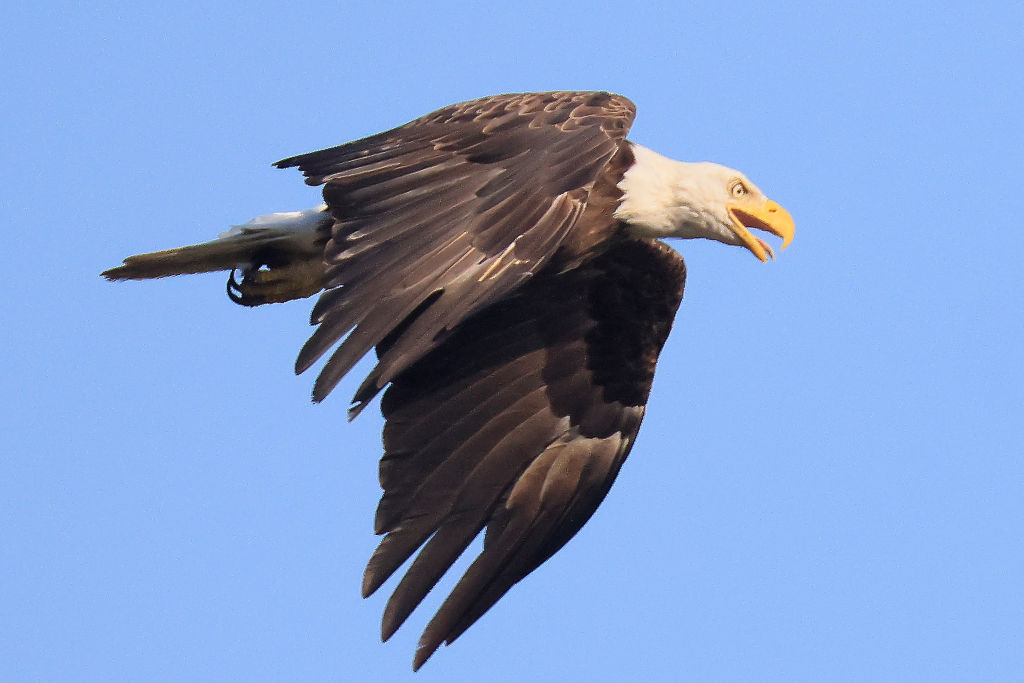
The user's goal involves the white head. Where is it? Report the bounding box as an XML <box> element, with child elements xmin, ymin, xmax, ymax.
<box><xmin>615</xmin><ymin>144</ymin><xmax>794</xmax><ymax>261</ymax></box>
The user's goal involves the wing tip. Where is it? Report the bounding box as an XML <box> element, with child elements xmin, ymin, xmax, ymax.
<box><xmin>381</xmin><ymin>598</ymin><xmax>411</xmax><ymax>644</ymax></box>
<box><xmin>272</xmin><ymin>156</ymin><xmax>299</xmax><ymax>170</ymax></box>
<box><xmin>100</xmin><ymin>266</ymin><xmax>125</xmax><ymax>281</ymax></box>
<box><xmin>311</xmin><ymin>373</ymin><xmax>340</xmax><ymax>404</ymax></box>
<box><xmin>347</xmin><ymin>401</ymin><xmax>366</xmax><ymax>421</ymax></box>
<box><xmin>412</xmin><ymin>638</ymin><xmax>444</xmax><ymax>672</ymax></box>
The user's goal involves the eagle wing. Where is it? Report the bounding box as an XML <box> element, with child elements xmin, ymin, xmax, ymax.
<box><xmin>363</xmin><ymin>238</ymin><xmax>686</xmax><ymax>669</ymax></box>
<box><xmin>273</xmin><ymin>91</ymin><xmax>636</xmax><ymax>408</ymax></box>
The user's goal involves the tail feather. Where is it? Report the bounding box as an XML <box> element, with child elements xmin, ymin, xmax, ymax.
<box><xmin>102</xmin><ymin>205</ymin><xmax>332</xmax><ymax>305</ymax></box>
<box><xmin>101</xmin><ymin>230</ymin><xmax>319</xmax><ymax>280</ymax></box>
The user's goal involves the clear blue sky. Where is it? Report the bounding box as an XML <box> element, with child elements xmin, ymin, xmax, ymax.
<box><xmin>3</xmin><ymin>2</ymin><xmax>1022</xmax><ymax>681</ymax></box>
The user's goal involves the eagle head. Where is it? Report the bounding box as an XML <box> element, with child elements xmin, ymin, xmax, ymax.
<box><xmin>615</xmin><ymin>144</ymin><xmax>795</xmax><ymax>261</ymax></box>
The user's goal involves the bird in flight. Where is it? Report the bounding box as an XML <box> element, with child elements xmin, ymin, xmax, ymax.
<box><xmin>103</xmin><ymin>91</ymin><xmax>794</xmax><ymax>669</ymax></box>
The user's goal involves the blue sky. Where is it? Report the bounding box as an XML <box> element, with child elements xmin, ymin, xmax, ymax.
<box><xmin>3</xmin><ymin>1</ymin><xmax>1023</xmax><ymax>680</ymax></box>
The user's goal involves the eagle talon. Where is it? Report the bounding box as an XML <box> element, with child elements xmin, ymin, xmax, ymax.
<box><xmin>226</xmin><ymin>268</ymin><xmax>245</xmax><ymax>304</ymax></box>
<box><xmin>226</xmin><ymin>262</ymin><xmax>324</xmax><ymax>306</ymax></box>
<box><xmin>226</xmin><ymin>267</ymin><xmax>268</xmax><ymax>307</ymax></box>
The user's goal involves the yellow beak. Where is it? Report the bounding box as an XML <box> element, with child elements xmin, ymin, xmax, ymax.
<box><xmin>727</xmin><ymin>199</ymin><xmax>795</xmax><ymax>262</ymax></box>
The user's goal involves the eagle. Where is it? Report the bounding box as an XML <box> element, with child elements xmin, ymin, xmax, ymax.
<box><xmin>103</xmin><ymin>91</ymin><xmax>794</xmax><ymax>669</ymax></box>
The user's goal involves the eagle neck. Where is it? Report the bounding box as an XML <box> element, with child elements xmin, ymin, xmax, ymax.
<box><xmin>614</xmin><ymin>144</ymin><xmax>707</xmax><ymax>240</ymax></box>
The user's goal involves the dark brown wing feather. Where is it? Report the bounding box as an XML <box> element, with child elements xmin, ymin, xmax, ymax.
<box><xmin>363</xmin><ymin>238</ymin><xmax>686</xmax><ymax>670</ymax></box>
<box><xmin>273</xmin><ymin>92</ymin><xmax>637</xmax><ymax>408</ymax></box>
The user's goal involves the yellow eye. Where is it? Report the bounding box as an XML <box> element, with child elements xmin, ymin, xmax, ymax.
<box><xmin>730</xmin><ymin>181</ymin><xmax>748</xmax><ymax>198</ymax></box>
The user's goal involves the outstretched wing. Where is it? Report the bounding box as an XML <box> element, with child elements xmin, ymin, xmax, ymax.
<box><xmin>273</xmin><ymin>91</ymin><xmax>636</xmax><ymax>408</ymax></box>
<box><xmin>361</xmin><ymin>238</ymin><xmax>686</xmax><ymax>669</ymax></box>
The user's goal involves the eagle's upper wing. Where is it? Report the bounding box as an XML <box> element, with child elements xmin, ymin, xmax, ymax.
<box><xmin>363</xmin><ymin>238</ymin><xmax>686</xmax><ymax>669</ymax></box>
<box><xmin>273</xmin><ymin>91</ymin><xmax>636</xmax><ymax>408</ymax></box>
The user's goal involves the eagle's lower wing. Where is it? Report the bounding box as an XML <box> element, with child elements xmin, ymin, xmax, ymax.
<box><xmin>362</xmin><ymin>238</ymin><xmax>686</xmax><ymax>669</ymax></box>
<box><xmin>273</xmin><ymin>91</ymin><xmax>636</xmax><ymax>408</ymax></box>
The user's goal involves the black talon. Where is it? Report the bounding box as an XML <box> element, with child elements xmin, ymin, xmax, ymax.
<box><xmin>226</xmin><ymin>267</ymin><xmax>267</xmax><ymax>307</ymax></box>
<box><xmin>226</xmin><ymin>268</ymin><xmax>246</xmax><ymax>304</ymax></box>
<box><xmin>225</xmin><ymin>259</ymin><xmax>322</xmax><ymax>307</ymax></box>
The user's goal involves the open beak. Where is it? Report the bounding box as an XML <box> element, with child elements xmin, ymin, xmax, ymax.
<box><xmin>727</xmin><ymin>199</ymin><xmax>795</xmax><ymax>262</ymax></box>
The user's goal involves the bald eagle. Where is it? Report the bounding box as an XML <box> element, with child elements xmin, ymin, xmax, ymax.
<box><xmin>103</xmin><ymin>91</ymin><xmax>794</xmax><ymax>669</ymax></box>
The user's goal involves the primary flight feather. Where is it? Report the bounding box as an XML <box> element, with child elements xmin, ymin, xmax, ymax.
<box><xmin>103</xmin><ymin>91</ymin><xmax>794</xmax><ymax>670</ymax></box>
